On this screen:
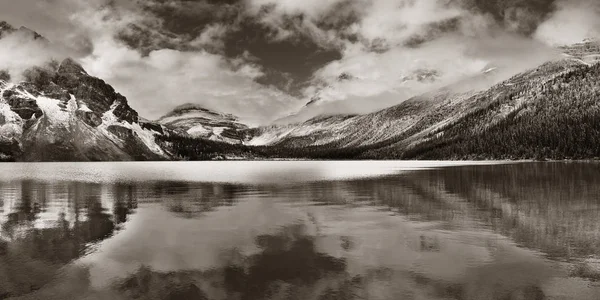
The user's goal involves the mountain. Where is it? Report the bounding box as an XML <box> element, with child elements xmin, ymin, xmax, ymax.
<box><xmin>157</xmin><ymin>103</ymin><xmax>250</xmax><ymax>144</ymax></box>
<box><xmin>0</xmin><ymin>21</ymin><xmax>175</xmax><ymax>161</ymax></box>
<box><xmin>0</xmin><ymin>21</ymin><xmax>262</xmax><ymax>161</ymax></box>
<box><xmin>0</xmin><ymin>58</ymin><xmax>170</xmax><ymax>161</ymax></box>
<box><xmin>247</xmin><ymin>40</ymin><xmax>600</xmax><ymax>160</ymax></box>
<box><xmin>0</xmin><ymin>21</ymin><xmax>47</xmax><ymax>41</ymax></box>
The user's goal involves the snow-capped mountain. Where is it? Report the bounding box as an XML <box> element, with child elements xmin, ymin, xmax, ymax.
<box><xmin>157</xmin><ymin>103</ymin><xmax>249</xmax><ymax>144</ymax></box>
<box><xmin>0</xmin><ymin>58</ymin><xmax>168</xmax><ymax>161</ymax></box>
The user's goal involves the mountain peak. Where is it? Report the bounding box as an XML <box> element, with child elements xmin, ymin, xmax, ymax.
<box><xmin>0</xmin><ymin>21</ymin><xmax>15</xmax><ymax>37</ymax></box>
<box><xmin>0</xmin><ymin>21</ymin><xmax>14</xmax><ymax>31</ymax></box>
<box><xmin>17</xmin><ymin>26</ymin><xmax>46</xmax><ymax>41</ymax></box>
<box><xmin>57</xmin><ymin>58</ymin><xmax>88</xmax><ymax>76</ymax></box>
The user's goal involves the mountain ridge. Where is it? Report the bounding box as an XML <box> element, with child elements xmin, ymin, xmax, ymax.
<box><xmin>1</xmin><ymin>20</ymin><xmax>599</xmax><ymax>161</ymax></box>
<box><xmin>243</xmin><ymin>40</ymin><xmax>600</xmax><ymax>160</ymax></box>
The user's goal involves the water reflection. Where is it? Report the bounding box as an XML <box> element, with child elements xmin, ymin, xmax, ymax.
<box><xmin>0</xmin><ymin>162</ymin><xmax>599</xmax><ymax>299</ymax></box>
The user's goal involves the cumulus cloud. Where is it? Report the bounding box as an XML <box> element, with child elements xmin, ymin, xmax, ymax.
<box><xmin>69</xmin><ymin>5</ymin><xmax>298</xmax><ymax>124</ymax></box>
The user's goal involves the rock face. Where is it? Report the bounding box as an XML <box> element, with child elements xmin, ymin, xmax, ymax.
<box><xmin>55</xmin><ymin>58</ymin><xmax>139</xmax><ymax>125</ymax></box>
<box><xmin>157</xmin><ymin>103</ymin><xmax>249</xmax><ymax>144</ymax></box>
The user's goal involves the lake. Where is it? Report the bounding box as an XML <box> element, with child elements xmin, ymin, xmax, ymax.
<box><xmin>0</xmin><ymin>161</ymin><xmax>599</xmax><ymax>300</ymax></box>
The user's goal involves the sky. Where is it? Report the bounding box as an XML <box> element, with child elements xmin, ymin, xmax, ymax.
<box><xmin>0</xmin><ymin>0</ymin><xmax>599</xmax><ymax>125</ymax></box>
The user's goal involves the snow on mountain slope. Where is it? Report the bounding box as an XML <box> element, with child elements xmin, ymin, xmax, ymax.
<box><xmin>157</xmin><ymin>103</ymin><xmax>249</xmax><ymax>144</ymax></box>
<box><xmin>247</xmin><ymin>43</ymin><xmax>599</xmax><ymax>155</ymax></box>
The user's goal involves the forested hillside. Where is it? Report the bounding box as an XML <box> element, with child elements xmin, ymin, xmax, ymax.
<box><xmin>397</xmin><ymin>63</ymin><xmax>600</xmax><ymax>160</ymax></box>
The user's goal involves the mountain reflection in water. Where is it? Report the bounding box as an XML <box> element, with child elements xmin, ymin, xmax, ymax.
<box><xmin>0</xmin><ymin>162</ymin><xmax>599</xmax><ymax>300</ymax></box>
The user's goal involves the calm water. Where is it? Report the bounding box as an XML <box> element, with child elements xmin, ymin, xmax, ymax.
<box><xmin>0</xmin><ymin>161</ymin><xmax>599</xmax><ymax>300</ymax></box>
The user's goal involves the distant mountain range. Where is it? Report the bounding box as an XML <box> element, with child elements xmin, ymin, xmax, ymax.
<box><xmin>0</xmin><ymin>20</ymin><xmax>599</xmax><ymax>161</ymax></box>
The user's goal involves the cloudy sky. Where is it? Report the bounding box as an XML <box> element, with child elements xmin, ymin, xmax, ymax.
<box><xmin>0</xmin><ymin>0</ymin><xmax>599</xmax><ymax>124</ymax></box>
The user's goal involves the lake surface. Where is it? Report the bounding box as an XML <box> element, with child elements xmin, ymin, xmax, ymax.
<box><xmin>0</xmin><ymin>161</ymin><xmax>599</xmax><ymax>300</ymax></box>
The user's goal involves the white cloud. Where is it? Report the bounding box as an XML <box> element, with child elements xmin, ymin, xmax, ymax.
<box><xmin>82</xmin><ymin>40</ymin><xmax>297</xmax><ymax>124</ymax></box>
<box><xmin>2</xmin><ymin>0</ymin><xmax>593</xmax><ymax>125</ymax></box>
<box><xmin>246</xmin><ymin>0</ymin><xmax>347</xmax><ymax>20</ymax></box>
<box><xmin>305</xmin><ymin>37</ymin><xmax>488</xmax><ymax>106</ymax></box>
<box><xmin>243</xmin><ymin>0</ymin><xmax>566</xmax><ymax>121</ymax></box>
<box><xmin>190</xmin><ymin>23</ymin><xmax>229</xmax><ymax>50</ymax></box>
<box><xmin>61</xmin><ymin>3</ymin><xmax>297</xmax><ymax>125</ymax></box>
<box><xmin>0</xmin><ymin>30</ymin><xmax>65</xmax><ymax>81</ymax></box>
<box><xmin>356</xmin><ymin>0</ymin><xmax>464</xmax><ymax>46</ymax></box>
<box><xmin>535</xmin><ymin>0</ymin><xmax>600</xmax><ymax>46</ymax></box>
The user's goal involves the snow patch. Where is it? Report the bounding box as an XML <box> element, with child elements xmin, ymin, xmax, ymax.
<box><xmin>0</xmin><ymin>83</ymin><xmax>25</xmax><ymax>141</ymax></box>
<box><xmin>99</xmin><ymin>104</ymin><xmax>166</xmax><ymax>156</ymax></box>
<box><xmin>78</xmin><ymin>102</ymin><xmax>93</xmax><ymax>113</ymax></box>
<box><xmin>34</xmin><ymin>96</ymin><xmax>75</xmax><ymax>125</ymax></box>
<box><xmin>0</xmin><ymin>104</ymin><xmax>23</xmax><ymax>141</ymax></box>
<box><xmin>212</xmin><ymin>127</ymin><xmax>226</xmax><ymax>135</ymax></box>
<box><xmin>187</xmin><ymin>125</ymin><xmax>211</xmax><ymax>136</ymax></box>
<box><xmin>245</xmin><ymin>127</ymin><xmax>296</xmax><ymax>146</ymax></box>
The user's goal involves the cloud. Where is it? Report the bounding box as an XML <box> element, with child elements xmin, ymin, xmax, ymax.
<box><xmin>535</xmin><ymin>0</ymin><xmax>600</xmax><ymax>45</ymax></box>
<box><xmin>189</xmin><ymin>23</ymin><xmax>229</xmax><ymax>51</ymax></box>
<box><xmin>1</xmin><ymin>0</ymin><xmax>597</xmax><ymax>125</ymax></box>
<box><xmin>0</xmin><ymin>29</ymin><xmax>66</xmax><ymax>81</ymax></box>
<box><xmin>0</xmin><ymin>0</ymin><xmax>301</xmax><ymax>124</ymax></box>
<box><xmin>246</xmin><ymin>0</ymin><xmax>349</xmax><ymax>21</ymax></box>
<box><xmin>355</xmin><ymin>0</ymin><xmax>464</xmax><ymax>47</ymax></box>
<box><xmin>458</xmin><ymin>0</ymin><xmax>558</xmax><ymax>36</ymax></box>
<box><xmin>240</xmin><ymin>0</ymin><xmax>572</xmax><ymax>122</ymax></box>
<box><xmin>70</xmin><ymin>5</ymin><xmax>297</xmax><ymax>124</ymax></box>
<box><xmin>312</xmin><ymin>38</ymin><xmax>482</xmax><ymax>99</ymax></box>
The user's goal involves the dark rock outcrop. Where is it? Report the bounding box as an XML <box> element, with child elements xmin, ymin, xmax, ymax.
<box><xmin>140</xmin><ymin>121</ymin><xmax>164</xmax><ymax>134</ymax></box>
<box><xmin>0</xmin><ymin>21</ymin><xmax>15</xmax><ymax>37</ymax></box>
<box><xmin>2</xmin><ymin>89</ymin><xmax>43</xmax><ymax>119</ymax></box>
<box><xmin>107</xmin><ymin>125</ymin><xmax>135</xmax><ymax>140</ymax></box>
<box><xmin>75</xmin><ymin>110</ymin><xmax>102</xmax><ymax>127</ymax></box>
<box><xmin>0</xmin><ymin>70</ymin><xmax>10</xmax><ymax>82</ymax></box>
<box><xmin>54</xmin><ymin>58</ymin><xmax>139</xmax><ymax>124</ymax></box>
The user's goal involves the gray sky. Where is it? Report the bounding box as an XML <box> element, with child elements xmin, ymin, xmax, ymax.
<box><xmin>0</xmin><ymin>0</ymin><xmax>598</xmax><ymax>124</ymax></box>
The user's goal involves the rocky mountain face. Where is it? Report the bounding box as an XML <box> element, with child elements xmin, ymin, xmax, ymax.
<box><xmin>247</xmin><ymin>41</ymin><xmax>600</xmax><ymax>160</ymax></box>
<box><xmin>0</xmin><ymin>21</ymin><xmax>173</xmax><ymax>162</ymax></box>
<box><xmin>0</xmin><ymin>58</ymin><xmax>169</xmax><ymax>161</ymax></box>
<box><xmin>157</xmin><ymin>103</ymin><xmax>250</xmax><ymax>144</ymax></box>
